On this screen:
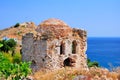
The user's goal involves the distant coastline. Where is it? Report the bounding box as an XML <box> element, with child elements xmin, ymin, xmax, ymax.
<box><xmin>88</xmin><ymin>37</ymin><xmax>120</xmax><ymax>38</ymax></box>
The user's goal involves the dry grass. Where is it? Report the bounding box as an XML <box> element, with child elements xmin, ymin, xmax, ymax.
<box><xmin>112</xmin><ymin>67</ymin><xmax>120</xmax><ymax>80</ymax></box>
<box><xmin>89</xmin><ymin>67</ymin><xmax>118</xmax><ymax>80</ymax></box>
<box><xmin>0</xmin><ymin>22</ymin><xmax>36</xmax><ymax>40</ymax></box>
<box><xmin>32</xmin><ymin>67</ymin><xmax>84</xmax><ymax>80</ymax></box>
<box><xmin>32</xmin><ymin>67</ymin><xmax>120</xmax><ymax>80</ymax></box>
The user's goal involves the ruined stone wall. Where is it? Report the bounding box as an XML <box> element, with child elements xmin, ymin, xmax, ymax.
<box><xmin>22</xmin><ymin>33</ymin><xmax>48</xmax><ymax>71</ymax></box>
<box><xmin>32</xmin><ymin>39</ymin><xmax>47</xmax><ymax>71</ymax></box>
<box><xmin>45</xmin><ymin>36</ymin><xmax>88</xmax><ymax>70</ymax></box>
<box><xmin>22</xmin><ymin>33</ymin><xmax>34</xmax><ymax>62</ymax></box>
<box><xmin>22</xmin><ymin>27</ymin><xmax>88</xmax><ymax>71</ymax></box>
<box><xmin>38</xmin><ymin>39</ymin><xmax>74</xmax><ymax>70</ymax></box>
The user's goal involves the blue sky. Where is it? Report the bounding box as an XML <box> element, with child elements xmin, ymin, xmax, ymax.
<box><xmin>0</xmin><ymin>0</ymin><xmax>120</xmax><ymax>37</ymax></box>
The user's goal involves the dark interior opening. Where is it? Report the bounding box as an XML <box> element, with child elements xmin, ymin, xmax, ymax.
<box><xmin>72</xmin><ymin>40</ymin><xmax>77</xmax><ymax>54</ymax></box>
<box><xmin>64</xmin><ymin>58</ymin><xmax>71</xmax><ymax>66</ymax></box>
<box><xmin>64</xmin><ymin>57</ymin><xmax>76</xmax><ymax>67</ymax></box>
<box><xmin>60</xmin><ymin>43</ymin><xmax>65</xmax><ymax>55</ymax></box>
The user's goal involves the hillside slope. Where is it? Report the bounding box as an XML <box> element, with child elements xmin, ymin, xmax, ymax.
<box><xmin>0</xmin><ymin>22</ymin><xmax>37</xmax><ymax>41</ymax></box>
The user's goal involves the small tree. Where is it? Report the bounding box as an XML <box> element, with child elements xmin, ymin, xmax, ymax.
<box><xmin>6</xmin><ymin>39</ymin><xmax>17</xmax><ymax>55</ymax></box>
<box><xmin>0</xmin><ymin>40</ymin><xmax>10</xmax><ymax>52</ymax></box>
<box><xmin>0</xmin><ymin>39</ymin><xmax>17</xmax><ymax>54</ymax></box>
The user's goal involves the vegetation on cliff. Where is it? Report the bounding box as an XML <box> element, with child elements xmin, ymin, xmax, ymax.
<box><xmin>0</xmin><ymin>53</ymin><xmax>31</xmax><ymax>80</ymax></box>
<box><xmin>0</xmin><ymin>40</ymin><xmax>31</xmax><ymax>80</ymax></box>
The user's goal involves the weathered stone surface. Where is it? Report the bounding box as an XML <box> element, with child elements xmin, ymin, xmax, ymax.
<box><xmin>22</xmin><ymin>18</ymin><xmax>88</xmax><ymax>71</ymax></box>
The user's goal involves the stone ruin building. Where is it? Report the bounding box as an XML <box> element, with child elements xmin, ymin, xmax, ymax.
<box><xmin>22</xmin><ymin>18</ymin><xmax>88</xmax><ymax>71</ymax></box>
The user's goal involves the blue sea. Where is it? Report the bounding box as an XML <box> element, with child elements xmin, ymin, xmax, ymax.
<box><xmin>86</xmin><ymin>37</ymin><xmax>120</xmax><ymax>69</ymax></box>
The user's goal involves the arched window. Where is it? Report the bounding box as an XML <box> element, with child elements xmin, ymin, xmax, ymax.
<box><xmin>60</xmin><ymin>43</ymin><xmax>65</xmax><ymax>55</ymax></box>
<box><xmin>72</xmin><ymin>40</ymin><xmax>77</xmax><ymax>54</ymax></box>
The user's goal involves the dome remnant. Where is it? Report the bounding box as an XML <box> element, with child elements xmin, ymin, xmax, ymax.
<box><xmin>39</xmin><ymin>18</ymin><xmax>69</xmax><ymax>27</ymax></box>
<box><xmin>36</xmin><ymin>18</ymin><xmax>72</xmax><ymax>38</ymax></box>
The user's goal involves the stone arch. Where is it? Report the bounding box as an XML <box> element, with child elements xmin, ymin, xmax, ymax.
<box><xmin>60</xmin><ymin>42</ymin><xmax>65</xmax><ymax>55</ymax></box>
<box><xmin>64</xmin><ymin>57</ymin><xmax>71</xmax><ymax>66</ymax></box>
<box><xmin>63</xmin><ymin>57</ymin><xmax>76</xmax><ymax>67</ymax></box>
<box><xmin>72</xmin><ymin>40</ymin><xmax>77</xmax><ymax>54</ymax></box>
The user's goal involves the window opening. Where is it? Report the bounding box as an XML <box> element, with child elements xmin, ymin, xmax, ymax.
<box><xmin>60</xmin><ymin>43</ymin><xmax>65</xmax><ymax>55</ymax></box>
<box><xmin>72</xmin><ymin>40</ymin><xmax>77</xmax><ymax>54</ymax></box>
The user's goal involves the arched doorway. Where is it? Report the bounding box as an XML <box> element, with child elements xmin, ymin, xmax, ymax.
<box><xmin>64</xmin><ymin>57</ymin><xmax>76</xmax><ymax>67</ymax></box>
<box><xmin>64</xmin><ymin>58</ymin><xmax>71</xmax><ymax>66</ymax></box>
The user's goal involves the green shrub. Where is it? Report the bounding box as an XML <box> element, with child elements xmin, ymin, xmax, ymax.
<box><xmin>17</xmin><ymin>31</ymin><xmax>22</xmax><ymax>35</ymax></box>
<box><xmin>1</xmin><ymin>52</ymin><xmax>22</xmax><ymax>63</ymax></box>
<box><xmin>0</xmin><ymin>43</ymin><xmax>31</xmax><ymax>79</ymax></box>
<box><xmin>0</xmin><ymin>40</ymin><xmax>10</xmax><ymax>52</ymax></box>
<box><xmin>13</xmin><ymin>53</ymin><xmax>21</xmax><ymax>63</ymax></box>
<box><xmin>0</xmin><ymin>43</ymin><xmax>3</xmax><ymax>48</ymax></box>
<box><xmin>3</xmin><ymin>52</ymin><xmax>13</xmax><ymax>63</ymax></box>
<box><xmin>14</xmin><ymin>23</ymin><xmax>20</xmax><ymax>28</ymax></box>
<box><xmin>0</xmin><ymin>39</ymin><xmax>17</xmax><ymax>53</ymax></box>
<box><xmin>0</xmin><ymin>53</ymin><xmax>31</xmax><ymax>79</ymax></box>
<box><xmin>6</xmin><ymin>39</ymin><xmax>16</xmax><ymax>48</ymax></box>
<box><xmin>87</xmin><ymin>58</ymin><xmax>99</xmax><ymax>67</ymax></box>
